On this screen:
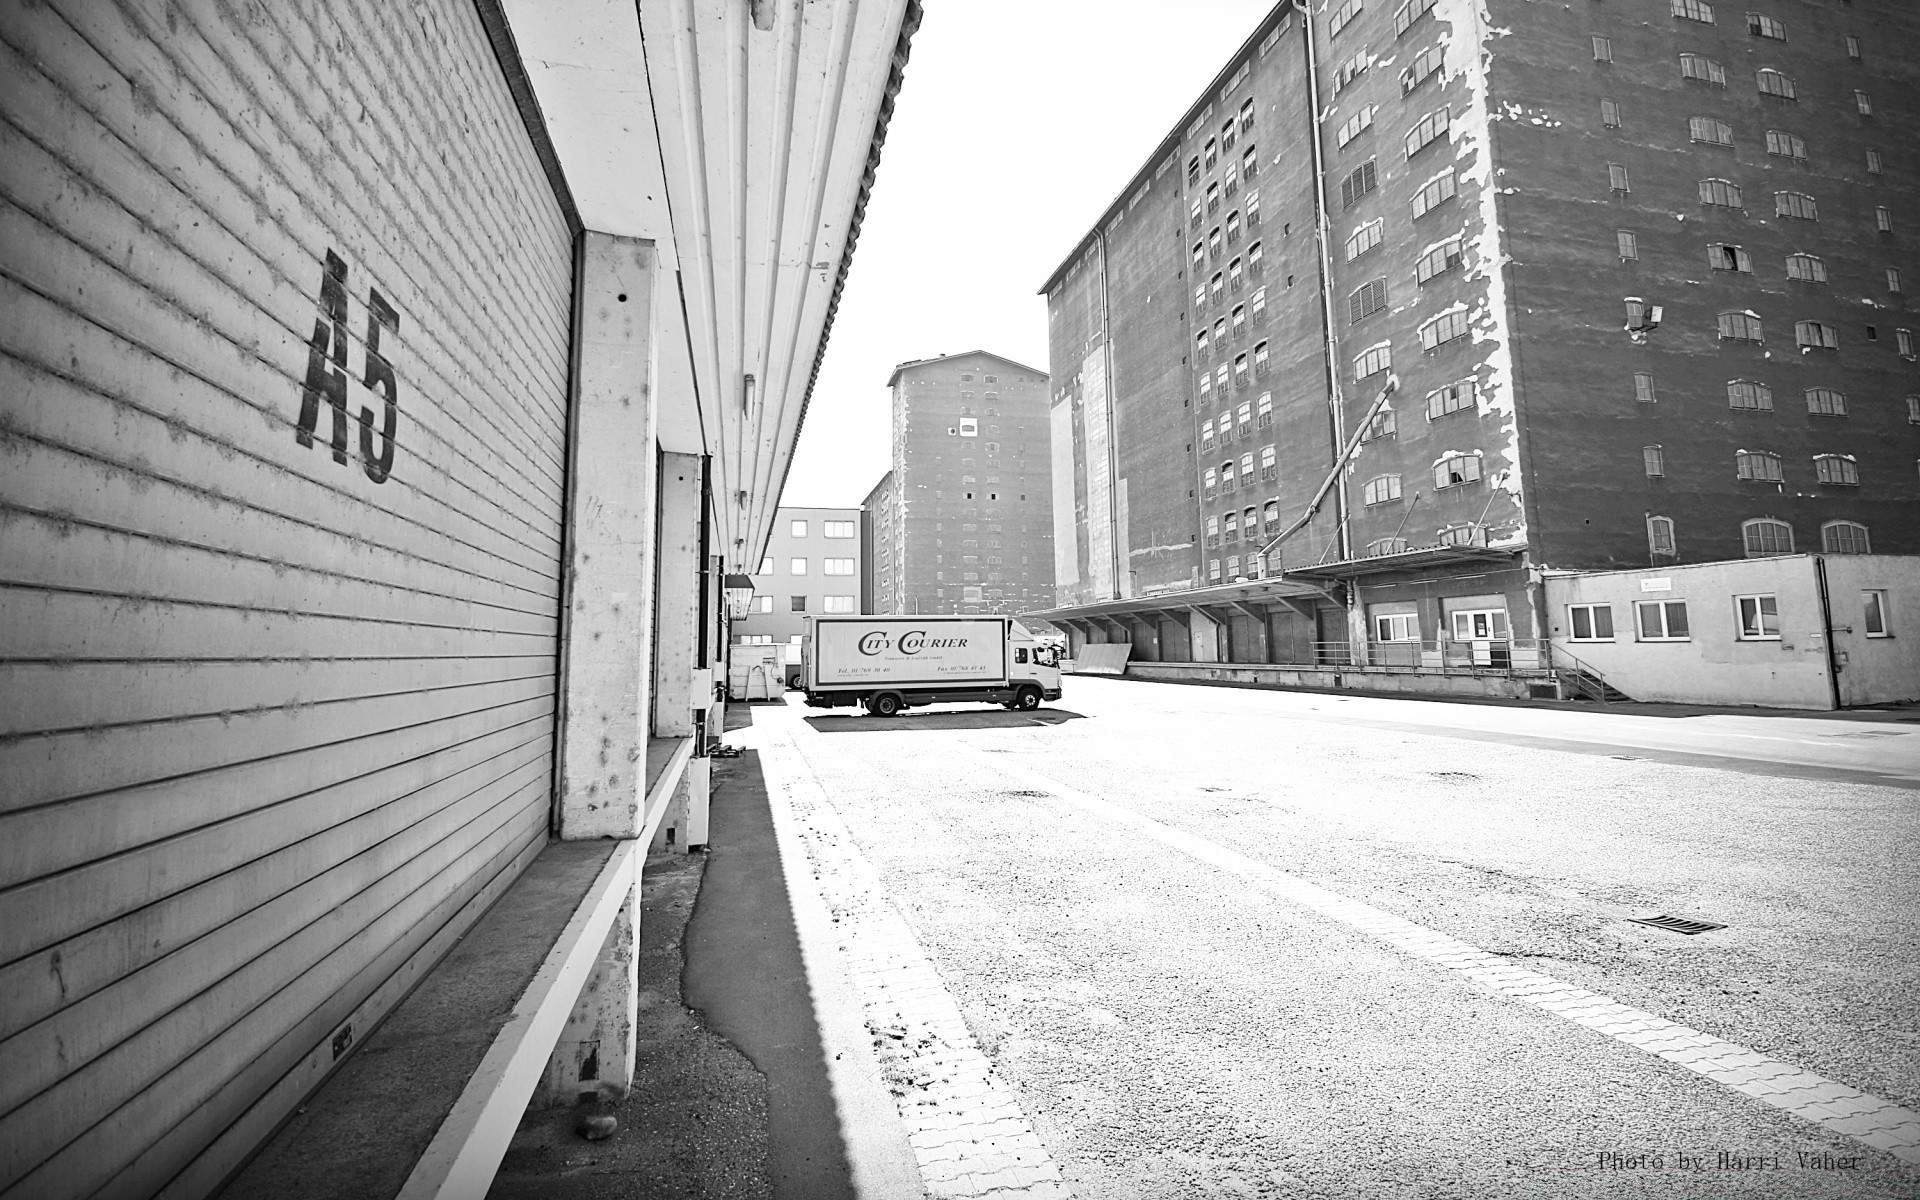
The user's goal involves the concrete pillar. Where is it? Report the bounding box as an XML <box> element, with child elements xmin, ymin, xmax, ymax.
<box><xmin>1187</xmin><ymin>607</ymin><xmax>1221</xmax><ymax>663</ymax></box>
<box><xmin>545</xmin><ymin>232</ymin><xmax>657</xmax><ymax>1106</ymax></box>
<box><xmin>653</xmin><ymin>453</ymin><xmax>702</xmax><ymax>738</ymax></box>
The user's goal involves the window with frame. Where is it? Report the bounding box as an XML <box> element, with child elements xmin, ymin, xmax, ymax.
<box><xmin>1756</xmin><ymin>69</ymin><xmax>1796</xmax><ymax>99</ymax></box>
<box><xmin>789</xmin><ymin>557</ymin><xmax>808</xmax><ymax>575</ymax></box>
<box><xmin>1204</xmin><ymin>138</ymin><xmax>1218</xmax><ymax>170</ymax></box>
<box><xmin>1349</xmin><ymin>278</ymin><xmax>1389</xmax><ymax>322</ymax></box>
<box><xmin>1196</xmin><ymin>329</ymin><xmax>1210</xmax><ymax>358</ymax></box>
<box><xmin>1368</xmin><ymin>537</ymin><xmax>1408</xmax><ymax>557</ymax></box>
<box><xmin>1823</xmin><ymin>521</ymin><xmax>1870</xmax><ymax>555</ymax></box>
<box><xmin>1224</xmin><ymin>162</ymin><xmax>1241</xmax><ymax>197</ymax></box>
<box><xmin>1648</xmin><ymin>515</ymin><xmax>1677</xmax><ymax>557</ymax></box>
<box><xmin>1736</xmin><ymin>450</ymin><xmax>1783</xmax><ymax>481</ymax></box>
<box><xmin>789</xmin><ymin>519</ymin><xmax>809</xmax><ymax>537</ymax></box>
<box><xmin>1248</xmin><ymin>242</ymin><xmax>1265</xmax><ymax>276</ymax></box>
<box><xmin>1251</xmin><ymin>288</ymin><xmax>1267</xmax><ymax>324</ymax></box>
<box><xmin>1216</xmin><ymin>364</ymin><xmax>1230</xmax><ymax>391</ymax></box>
<box><xmin>1735</xmin><ymin>594</ymin><xmax>1781</xmax><ymax>639</ymax></box>
<box><xmin>824</xmin><ymin>520</ymin><xmax>855</xmax><ymax>538</ymax></box>
<box><xmin>1222</xmin><ymin>116</ymin><xmax>1237</xmax><ymax>151</ymax></box>
<box><xmin>1900</xmin><ymin>329</ymin><xmax>1917</xmax><ymax>359</ymax></box>
<box><xmin>1643</xmin><ymin>445</ymin><xmax>1666</xmax><ymax>477</ymax></box>
<box><xmin>1240</xmin><ymin>452</ymin><xmax>1255</xmax><ymax>483</ymax></box>
<box><xmin>1194</xmin><ymin>282</ymin><xmax>1208</xmax><ymax>310</ymax></box>
<box><xmin>1689</xmin><ymin>117</ymin><xmax>1734</xmax><ymax>146</ymax></box>
<box><xmin>1889</xmin><ymin>268</ymin><xmax>1903</xmax><ymax>294</ymax></box>
<box><xmin>1795</xmin><ymin>320</ymin><xmax>1838</xmax><ymax>350</ymax></box>
<box><xmin>1330</xmin><ymin>0</ymin><xmax>1362</xmax><ymax>36</ymax></box>
<box><xmin>1671</xmin><ymin>0</ymin><xmax>1714</xmax><ymax>22</ymax></box>
<box><xmin>1882</xmin><ymin>208</ymin><xmax>1897</xmax><ymax>233</ymax></box>
<box><xmin>1229</xmin><ymin>258</ymin><xmax>1245</xmax><ymax>290</ymax></box>
<box><xmin>1680</xmin><ymin>54</ymin><xmax>1726</xmax><ymax>84</ymax></box>
<box><xmin>1221</xmin><ymin>458</ymin><xmax>1237</xmax><ymax>491</ymax></box>
<box><xmin>1246</xmin><ymin>191</ymin><xmax>1262</xmax><ymax>227</ymax></box>
<box><xmin>1416</xmin><ymin>237</ymin><xmax>1464</xmax><ymax>283</ymax></box>
<box><xmin>1394</xmin><ymin>0</ymin><xmax>1436</xmax><ymax>35</ymax></box>
<box><xmin>1727</xmin><ymin>380</ymin><xmax>1773</xmax><ymax>410</ymax></box>
<box><xmin>1411</xmin><ymin>171</ymin><xmax>1457</xmax><ymax>219</ymax></box>
<box><xmin>1346</xmin><ymin>218</ymin><xmax>1385</xmax><ymax>261</ymax></box>
<box><xmin>1427</xmin><ymin>379</ymin><xmax>1476</xmax><ymax>418</ymax></box>
<box><xmin>1211</xmin><ymin>272</ymin><xmax>1226</xmax><ymax>304</ymax></box>
<box><xmin>1206</xmin><ymin>182</ymin><xmax>1221</xmax><ymax>215</ymax></box>
<box><xmin>1804</xmin><ymin>388</ymin><xmax>1846</xmax><ymax>416</ymax></box>
<box><xmin>822</xmin><ymin>595</ymin><xmax>855</xmax><ymax>614</ymax></box>
<box><xmin>1236</xmin><ymin>402</ymin><xmax>1253</xmax><ymax>434</ymax></box>
<box><xmin>1257</xmin><ymin>391</ymin><xmax>1274</xmax><ymax>426</ymax></box>
<box><xmin>1634</xmin><ymin>372</ymin><xmax>1657</xmax><ymax>404</ymax></box>
<box><xmin>1405</xmin><ymin>108</ymin><xmax>1451</xmax><ymax>156</ymax></box>
<box><xmin>1764</xmin><ymin>130</ymin><xmax>1805</xmax><ymax>159</ymax></box>
<box><xmin>1718</xmin><ymin>311</ymin><xmax>1763</xmax><ymax>341</ymax></box>
<box><xmin>1419</xmin><ymin>308</ymin><xmax>1470</xmax><ymax>350</ymax></box>
<box><xmin>1638</xmin><ymin>600</ymin><xmax>1690</xmax><ymax>640</ymax></box>
<box><xmin>1191</xmin><ymin>199</ymin><xmax>1204</xmax><ymax>230</ymax></box>
<box><xmin>1243</xmin><ymin>147</ymin><xmax>1259</xmax><ymax>179</ymax></box>
<box><xmin>1910</xmin><ymin>395</ymin><xmax>1920</xmax><ymax>424</ymax></box>
<box><xmin>1223</xmin><ymin>511</ymin><xmax>1239</xmax><ymax>543</ymax></box>
<box><xmin>1743</xmin><ymin>518</ymin><xmax>1793</xmax><ymax>556</ymax></box>
<box><xmin>1254</xmin><ymin>342</ymin><xmax>1271</xmax><ymax>375</ymax></box>
<box><xmin>1437</xmin><ymin>525</ymin><xmax>1485</xmax><ymax>548</ymax></box>
<box><xmin>758</xmin><ymin>556</ymin><xmax>775</xmax><ymax>575</ymax></box>
<box><xmin>823</xmin><ymin>557</ymin><xmax>855</xmax><ymax>576</ymax></box>
<box><xmin>1233</xmin><ymin>353</ymin><xmax>1250</xmax><ymax>388</ymax></box>
<box><xmin>1364</xmin><ymin>406</ymin><xmax>1397</xmax><ymax>441</ymax></box>
<box><xmin>1856</xmin><ymin>91</ymin><xmax>1873</xmax><ymax>115</ymax></box>
<box><xmin>1785</xmin><ymin>253</ymin><xmax>1826</xmax><ymax>282</ymax></box>
<box><xmin>1192</xmin><ymin>241</ymin><xmax>1206</xmax><ymax>269</ymax></box>
<box><xmin>1568</xmin><ymin>604</ymin><xmax>1615</xmax><ymax>642</ymax></box>
<box><xmin>1260</xmin><ymin>444</ymin><xmax>1277</xmax><ymax>479</ymax></box>
<box><xmin>1208</xmin><ymin>559</ymin><xmax>1222</xmax><ymax>582</ymax></box>
<box><xmin>752</xmin><ymin>595</ymin><xmax>773</xmax><ymax>614</ymax></box>
<box><xmin>1617</xmin><ymin>231</ymin><xmax>1639</xmax><ymax>260</ymax></box>
<box><xmin>1200</xmin><ymin>419</ymin><xmax>1216</xmax><ymax>451</ymax></box>
<box><xmin>1226</xmin><ymin>210</ymin><xmax>1243</xmax><ymax>244</ymax></box>
<box><xmin>1775</xmin><ymin>191</ymin><xmax>1817</xmax><ymax>220</ymax></box>
<box><xmin>1263</xmin><ymin>500</ymin><xmax>1280</xmax><ymax>533</ymax></box>
<box><xmin>1609</xmin><ymin>163</ymin><xmax>1631</xmax><ymax>192</ymax></box>
<box><xmin>1241</xmin><ymin>99</ymin><xmax>1255</xmax><ymax>133</ymax></box>
<box><xmin>1867</xmin><ymin>149</ymin><xmax>1883</xmax><ymax>175</ymax></box>
<box><xmin>1203</xmin><ymin>467</ymin><xmax>1217</xmax><ymax>499</ymax></box>
<box><xmin>1198</xmin><ymin>373</ymin><xmax>1213</xmax><ymax>404</ymax></box>
<box><xmin>1403</xmin><ymin>45</ymin><xmax>1443</xmax><ymax>92</ymax></box>
<box><xmin>789</xmin><ymin>595</ymin><xmax>808</xmax><ymax>612</ymax></box>
<box><xmin>1363</xmin><ymin>474</ymin><xmax>1403</xmax><ymax>505</ymax></box>
<box><xmin>1601</xmin><ymin>98</ymin><xmax>1622</xmax><ymax>128</ymax></box>
<box><xmin>1698</xmin><ymin>178</ymin><xmax>1743</xmax><ymax>207</ymax></box>
<box><xmin>1863</xmin><ymin>589</ymin><xmax>1889</xmax><ymax>636</ymax></box>
<box><xmin>1747</xmin><ymin>13</ymin><xmax>1785</xmax><ymax>39</ymax></box>
<box><xmin>1231</xmin><ymin>303</ymin><xmax>1246</xmax><ymax>335</ymax></box>
<box><xmin>1355</xmin><ymin>342</ymin><xmax>1392</xmax><ymax>378</ymax></box>
<box><xmin>1707</xmin><ymin>243</ymin><xmax>1752</xmax><ymax>273</ymax></box>
<box><xmin>1433</xmin><ymin>452</ymin><xmax>1481</xmax><ymax>488</ymax></box>
<box><xmin>1340</xmin><ymin>160</ymin><xmax>1378</xmax><ymax>208</ymax></box>
<box><xmin>1814</xmin><ymin>454</ymin><xmax>1858</xmax><ymax>485</ymax></box>
<box><xmin>1210</xmin><ymin>227</ymin><xmax>1224</xmax><ymax>257</ymax></box>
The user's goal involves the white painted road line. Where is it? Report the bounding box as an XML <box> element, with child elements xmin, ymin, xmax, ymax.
<box><xmin>959</xmin><ymin>741</ymin><xmax>1920</xmax><ymax>1167</ymax></box>
<box><xmin>766</xmin><ymin>723</ymin><xmax>1073</xmax><ymax>1199</ymax></box>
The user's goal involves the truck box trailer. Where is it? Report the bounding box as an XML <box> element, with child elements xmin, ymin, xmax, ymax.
<box><xmin>800</xmin><ymin>616</ymin><xmax>1062</xmax><ymax>717</ymax></box>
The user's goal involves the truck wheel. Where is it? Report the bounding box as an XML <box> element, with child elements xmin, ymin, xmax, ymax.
<box><xmin>1012</xmin><ymin>685</ymin><xmax>1042</xmax><ymax>711</ymax></box>
<box><xmin>869</xmin><ymin>692</ymin><xmax>902</xmax><ymax>718</ymax></box>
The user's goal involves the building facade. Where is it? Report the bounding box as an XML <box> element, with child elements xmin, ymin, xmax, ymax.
<box><xmin>736</xmin><ymin>506</ymin><xmax>864</xmax><ymax>645</ymax></box>
<box><xmin>1038</xmin><ymin>0</ymin><xmax>1916</xmax><ymax>692</ymax></box>
<box><xmin>864</xmin><ymin>351</ymin><xmax>1056</xmax><ymax>616</ymax></box>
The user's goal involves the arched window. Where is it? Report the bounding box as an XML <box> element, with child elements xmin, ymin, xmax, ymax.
<box><xmin>1367</xmin><ymin>537</ymin><xmax>1409</xmax><ymax>556</ymax></box>
<box><xmin>1813</xmin><ymin>454</ymin><xmax>1858</xmax><ymax>485</ymax></box>
<box><xmin>1206</xmin><ymin>515</ymin><xmax>1220</xmax><ymax>547</ymax></box>
<box><xmin>1756</xmin><ymin>69</ymin><xmax>1796</xmax><ymax>98</ymax></box>
<box><xmin>1821</xmin><ymin>521</ymin><xmax>1870</xmax><ymax>554</ymax></box>
<box><xmin>1736</xmin><ymin>450</ymin><xmax>1783</xmax><ymax>481</ymax></box>
<box><xmin>1727</xmin><ymin>379</ymin><xmax>1773</xmax><ymax>410</ymax></box>
<box><xmin>1200</xmin><ymin>419</ymin><xmax>1216</xmax><ymax>450</ymax></box>
<box><xmin>1742</xmin><ymin>518</ymin><xmax>1794</xmax><ymax>557</ymax></box>
<box><xmin>1804</xmin><ymin>388</ymin><xmax>1847</xmax><ymax>416</ymax></box>
<box><xmin>1260</xmin><ymin>445</ymin><xmax>1278</xmax><ymax>478</ymax></box>
<box><xmin>1433</xmin><ymin>452</ymin><xmax>1482</xmax><ymax>488</ymax></box>
<box><xmin>1718</xmin><ymin>311</ymin><xmax>1763</xmax><ymax>341</ymax></box>
<box><xmin>1363</xmin><ymin>474</ymin><xmax>1403</xmax><ymax>505</ymax></box>
<box><xmin>1647</xmin><ymin>515</ymin><xmax>1677</xmax><ymax>557</ymax></box>
<box><xmin>1437</xmin><ymin>524</ymin><xmax>1483</xmax><ymax>547</ymax></box>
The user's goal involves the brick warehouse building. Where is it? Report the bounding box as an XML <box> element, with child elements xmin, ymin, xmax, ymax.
<box><xmin>1036</xmin><ymin>0</ymin><xmax>1915</xmax><ymax>694</ymax></box>
<box><xmin>862</xmin><ymin>351</ymin><xmax>1055</xmax><ymax>616</ymax></box>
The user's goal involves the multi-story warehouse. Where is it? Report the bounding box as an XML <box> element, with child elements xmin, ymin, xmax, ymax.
<box><xmin>1038</xmin><ymin>0</ymin><xmax>1916</xmax><ymax>697</ymax></box>
<box><xmin>735</xmin><ymin>506</ymin><xmax>864</xmax><ymax>645</ymax></box>
<box><xmin>863</xmin><ymin>351</ymin><xmax>1056</xmax><ymax>616</ymax></box>
<box><xmin>862</xmin><ymin>471</ymin><xmax>898</xmax><ymax>611</ymax></box>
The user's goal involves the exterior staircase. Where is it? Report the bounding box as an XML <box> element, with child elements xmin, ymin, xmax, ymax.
<box><xmin>1556</xmin><ymin>653</ymin><xmax>1632</xmax><ymax>703</ymax></box>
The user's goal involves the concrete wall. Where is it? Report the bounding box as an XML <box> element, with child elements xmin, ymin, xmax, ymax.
<box><xmin>1545</xmin><ymin>557</ymin><xmax>1838</xmax><ymax>707</ymax></box>
<box><xmin>1127</xmin><ymin>662</ymin><xmax>1537</xmax><ymax>700</ymax></box>
<box><xmin>1823</xmin><ymin>555</ymin><xmax>1920</xmax><ymax>706</ymax></box>
<box><xmin>736</xmin><ymin>505</ymin><xmax>862</xmax><ymax>643</ymax></box>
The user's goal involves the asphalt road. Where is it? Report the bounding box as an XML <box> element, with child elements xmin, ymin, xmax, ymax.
<box><xmin>765</xmin><ymin>678</ymin><xmax>1920</xmax><ymax>1199</ymax></box>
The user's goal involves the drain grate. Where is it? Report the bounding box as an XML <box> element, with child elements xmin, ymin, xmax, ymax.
<box><xmin>1627</xmin><ymin>914</ymin><xmax>1728</xmax><ymax>935</ymax></box>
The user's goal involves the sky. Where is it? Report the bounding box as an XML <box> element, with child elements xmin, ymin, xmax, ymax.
<box><xmin>780</xmin><ymin>0</ymin><xmax>1282</xmax><ymax>509</ymax></box>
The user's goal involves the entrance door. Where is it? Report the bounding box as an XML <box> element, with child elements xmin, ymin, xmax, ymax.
<box><xmin>1450</xmin><ymin>608</ymin><xmax>1511</xmax><ymax>667</ymax></box>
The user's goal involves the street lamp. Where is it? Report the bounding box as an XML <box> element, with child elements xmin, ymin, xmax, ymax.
<box><xmin>723</xmin><ymin>574</ymin><xmax>756</xmax><ymax>621</ymax></box>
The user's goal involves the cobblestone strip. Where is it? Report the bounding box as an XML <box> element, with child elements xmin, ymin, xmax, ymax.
<box><xmin>965</xmin><ymin>745</ymin><xmax>1920</xmax><ymax>1167</ymax></box>
<box><xmin>758</xmin><ymin>726</ymin><xmax>1074</xmax><ymax>1199</ymax></box>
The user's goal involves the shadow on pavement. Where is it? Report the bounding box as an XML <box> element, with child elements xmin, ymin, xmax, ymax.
<box><xmin>489</xmin><ymin>749</ymin><xmax>855</xmax><ymax>1200</ymax></box>
<box><xmin>803</xmin><ymin>708</ymin><xmax>1085</xmax><ymax>733</ymax></box>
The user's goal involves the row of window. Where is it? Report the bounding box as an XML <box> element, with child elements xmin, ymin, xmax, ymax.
<box><xmin>1195</xmin><ymin>340</ymin><xmax>1274</xmax><ymax>393</ymax></box>
<box><xmin>1711</xmin><ymin>312</ymin><xmax>1915</xmax><ymax>356</ymax></box>
<box><xmin>784</xmin><ymin>519</ymin><xmax>855</xmax><ymax>539</ymax></box>
<box><xmin>755</xmin><ymin>556</ymin><xmax>856</xmax><ymax>576</ymax></box>
<box><xmin>1345</xmin><ymin>305</ymin><xmax>1475</xmax><ymax>378</ymax></box>
<box><xmin>1629</xmin><ymin>375</ymin><xmax>1920</xmax><ymax>419</ymax></box>
<box><xmin>1200</xmin><ymin>394</ymin><xmax>1277</xmax><ymax>447</ymax></box>
<box><xmin>1619</xmin><ymin>238</ymin><xmax>1904</xmax><ymax>295</ymax></box>
<box><xmin>1723</xmin><ymin>450</ymin><xmax>1860</xmax><ymax>485</ymax></box>
<box><xmin>1668</xmin><ymin>0</ymin><xmax>1862</xmax><ymax>56</ymax></box>
<box><xmin>1360</xmin><ymin>451</ymin><xmax>1484</xmax><ymax>506</ymax></box>
<box><xmin>1202</xmin><ymin>445</ymin><xmax>1282</xmax><ymax>498</ymax></box>
<box><xmin>1205</xmin><ymin>499</ymin><xmax>1285</xmax><ymax>548</ymax></box>
<box><xmin>1185</xmin><ymin>99</ymin><xmax>1258</xmax><ymax>185</ymax></box>
<box><xmin>1568</xmin><ymin>587</ymin><xmax>1890</xmax><ymax>647</ymax></box>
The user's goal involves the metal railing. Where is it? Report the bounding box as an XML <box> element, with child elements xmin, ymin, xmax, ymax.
<box><xmin>1303</xmin><ymin>639</ymin><xmax>1554</xmax><ymax>673</ymax></box>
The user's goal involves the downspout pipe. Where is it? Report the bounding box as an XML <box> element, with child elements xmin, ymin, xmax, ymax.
<box><xmin>1813</xmin><ymin>555</ymin><xmax>1844</xmax><ymax>710</ymax></box>
<box><xmin>1095</xmin><ymin>228</ymin><xmax>1124</xmax><ymax>600</ymax></box>
<box><xmin>1298</xmin><ymin>1</ymin><xmax>1351</xmax><ymax>562</ymax></box>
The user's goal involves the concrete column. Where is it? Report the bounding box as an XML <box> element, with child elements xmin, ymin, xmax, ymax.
<box><xmin>652</xmin><ymin>453</ymin><xmax>703</xmax><ymax>738</ymax></box>
<box><xmin>1187</xmin><ymin>607</ymin><xmax>1221</xmax><ymax>663</ymax></box>
<box><xmin>545</xmin><ymin>232</ymin><xmax>657</xmax><ymax>1106</ymax></box>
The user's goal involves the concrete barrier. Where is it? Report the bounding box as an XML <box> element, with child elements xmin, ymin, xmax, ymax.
<box><xmin>1124</xmin><ymin>661</ymin><xmax>1541</xmax><ymax>700</ymax></box>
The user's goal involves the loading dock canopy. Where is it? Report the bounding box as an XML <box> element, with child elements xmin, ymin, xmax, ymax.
<box><xmin>1280</xmin><ymin>545</ymin><xmax>1520</xmax><ymax>581</ymax></box>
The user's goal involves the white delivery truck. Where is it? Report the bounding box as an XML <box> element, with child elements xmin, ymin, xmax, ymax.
<box><xmin>800</xmin><ymin>615</ymin><xmax>1062</xmax><ymax>717</ymax></box>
